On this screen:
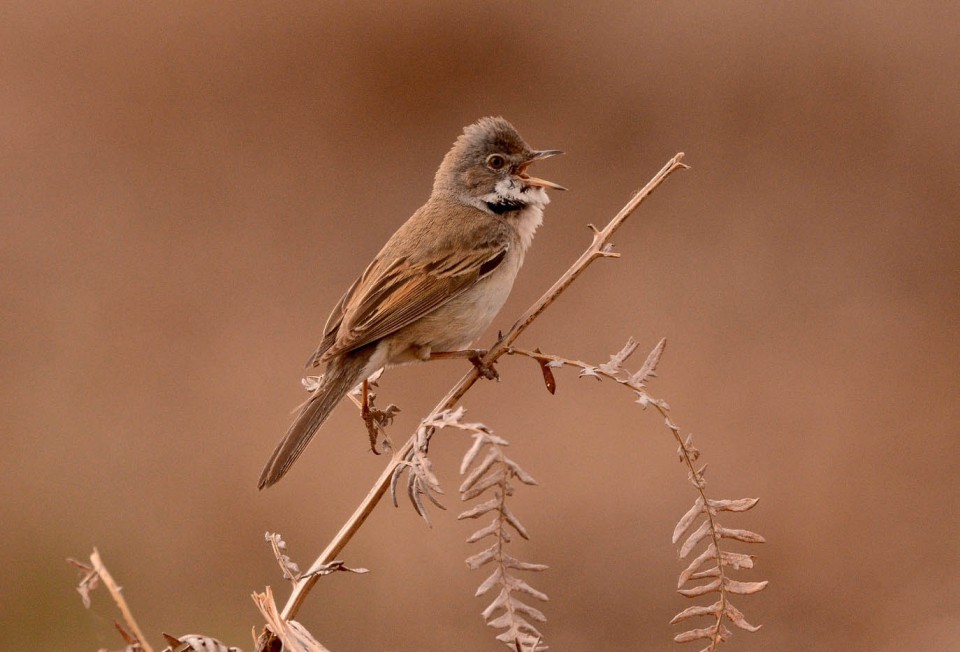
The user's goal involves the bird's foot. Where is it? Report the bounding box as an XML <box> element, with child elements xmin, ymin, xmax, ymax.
<box><xmin>361</xmin><ymin>379</ymin><xmax>399</xmax><ymax>454</ymax></box>
<box><xmin>429</xmin><ymin>348</ymin><xmax>499</xmax><ymax>380</ymax></box>
<box><xmin>468</xmin><ymin>351</ymin><xmax>500</xmax><ymax>381</ymax></box>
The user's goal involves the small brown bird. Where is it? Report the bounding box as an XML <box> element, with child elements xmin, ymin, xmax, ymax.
<box><xmin>258</xmin><ymin>117</ymin><xmax>564</xmax><ymax>488</ymax></box>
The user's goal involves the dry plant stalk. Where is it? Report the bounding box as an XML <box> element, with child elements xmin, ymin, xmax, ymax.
<box><xmin>68</xmin><ymin>548</ymin><xmax>153</xmax><ymax>652</ymax></box>
<box><xmin>68</xmin><ymin>549</ymin><xmax>241</xmax><ymax>652</ymax></box>
<box><xmin>256</xmin><ymin>154</ymin><xmax>689</xmax><ymax>648</ymax></box>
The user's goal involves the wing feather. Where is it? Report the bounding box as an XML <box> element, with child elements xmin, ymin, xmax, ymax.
<box><xmin>319</xmin><ymin>243</ymin><xmax>508</xmax><ymax>361</ymax></box>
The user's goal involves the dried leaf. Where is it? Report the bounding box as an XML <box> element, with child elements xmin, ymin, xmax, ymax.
<box><xmin>502</xmin><ymin>505</ymin><xmax>530</xmax><ymax>540</ymax></box>
<box><xmin>708</xmin><ymin>497</ymin><xmax>759</xmax><ymax>513</ymax></box>
<box><xmin>717</xmin><ymin>526</ymin><xmax>766</xmax><ymax>544</ymax></box>
<box><xmin>465</xmin><ymin>519</ymin><xmax>500</xmax><ymax>544</ymax></box>
<box><xmin>505</xmin><ymin>459</ymin><xmax>538</xmax><ymax>485</ymax></box>
<box><xmin>510</xmin><ymin>598</ymin><xmax>548</xmax><ymax>623</ymax></box>
<box><xmin>577</xmin><ymin>367</ymin><xmax>602</xmax><ymax>380</ymax></box>
<box><xmin>537</xmin><ymin>356</ymin><xmax>557</xmax><ymax>394</ymax></box>
<box><xmin>678</xmin><ymin>544</ymin><xmax>717</xmax><ymax>588</ymax></box>
<box><xmin>599</xmin><ymin>337</ymin><xmax>639</xmax><ymax>375</ymax></box>
<box><xmin>679</xmin><ymin>520</ymin><xmax>712</xmax><ymax>558</ymax></box>
<box><xmin>300</xmin><ymin>560</ymin><xmax>369</xmax><ymax>580</ymax></box>
<box><xmin>461</xmin><ymin>470</ymin><xmax>506</xmax><ymax>500</ymax></box>
<box><xmin>630</xmin><ymin>337</ymin><xmax>666</xmax><ymax>384</ymax></box>
<box><xmin>673</xmin><ymin>624</ymin><xmax>717</xmax><ymax>643</ymax></box>
<box><xmin>724</xmin><ymin>601</ymin><xmax>762</xmax><ymax>632</ymax></box>
<box><xmin>723</xmin><ymin>578</ymin><xmax>769</xmax><ymax>595</ymax></box>
<box><xmin>502</xmin><ymin>558</ymin><xmax>549</xmax><ymax>572</ymax></box>
<box><xmin>475</xmin><ymin>566</ymin><xmax>503</xmax><ymax>595</ymax></box>
<box><xmin>460</xmin><ymin>450</ymin><xmax>501</xmax><ymax>492</ymax></box>
<box><xmin>504</xmin><ymin>575</ymin><xmax>549</xmax><ymax>602</ymax></box>
<box><xmin>458</xmin><ymin>497</ymin><xmax>501</xmax><ymax>520</ymax></box>
<box><xmin>481</xmin><ymin>589</ymin><xmax>510</xmax><ymax>620</ymax></box>
<box><xmin>677</xmin><ymin>578</ymin><xmax>721</xmax><ymax>598</ymax></box>
<box><xmin>689</xmin><ymin>566</ymin><xmax>721</xmax><ymax>581</ymax></box>
<box><xmin>719</xmin><ymin>551</ymin><xmax>756</xmax><ymax>570</ymax></box>
<box><xmin>466</xmin><ymin>544</ymin><xmax>500</xmax><ymax>571</ymax></box>
<box><xmin>669</xmin><ymin>600</ymin><xmax>721</xmax><ymax>624</ymax></box>
<box><xmin>672</xmin><ymin>497</ymin><xmax>705</xmax><ymax>543</ymax></box>
<box><xmin>460</xmin><ymin>433</ymin><xmax>489</xmax><ymax>474</ymax></box>
<box><xmin>488</xmin><ymin>611</ymin><xmax>531</xmax><ymax>630</ymax></box>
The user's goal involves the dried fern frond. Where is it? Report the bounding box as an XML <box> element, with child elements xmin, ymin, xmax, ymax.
<box><xmin>508</xmin><ymin>338</ymin><xmax>766</xmax><ymax>650</ymax></box>
<box><xmin>669</xmin><ymin>436</ymin><xmax>766</xmax><ymax>650</ymax></box>
<box><xmin>452</xmin><ymin>412</ymin><xmax>548</xmax><ymax>652</ymax></box>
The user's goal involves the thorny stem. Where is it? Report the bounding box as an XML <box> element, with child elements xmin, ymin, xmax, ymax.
<box><xmin>507</xmin><ymin>346</ymin><xmax>730</xmax><ymax>650</ymax></box>
<box><xmin>265</xmin><ymin>153</ymin><xmax>688</xmax><ymax>634</ymax></box>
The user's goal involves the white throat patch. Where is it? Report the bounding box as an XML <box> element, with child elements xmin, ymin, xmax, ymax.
<box><xmin>475</xmin><ymin>179</ymin><xmax>551</xmax><ymax>255</ymax></box>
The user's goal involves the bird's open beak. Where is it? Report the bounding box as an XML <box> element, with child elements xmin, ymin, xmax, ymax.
<box><xmin>518</xmin><ymin>150</ymin><xmax>567</xmax><ymax>191</ymax></box>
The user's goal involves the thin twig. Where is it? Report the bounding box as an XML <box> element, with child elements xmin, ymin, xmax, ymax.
<box><xmin>268</xmin><ymin>153</ymin><xmax>688</xmax><ymax>632</ymax></box>
<box><xmin>90</xmin><ymin>547</ymin><xmax>154</xmax><ymax>652</ymax></box>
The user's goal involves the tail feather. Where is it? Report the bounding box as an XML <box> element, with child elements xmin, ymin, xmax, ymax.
<box><xmin>258</xmin><ymin>354</ymin><xmax>368</xmax><ymax>489</ymax></box>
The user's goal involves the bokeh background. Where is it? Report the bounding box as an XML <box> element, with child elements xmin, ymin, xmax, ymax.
<box><xmin>3</xmin><ymin>2</ymin><xmax>958</xmax><ymax>650</ymax></box>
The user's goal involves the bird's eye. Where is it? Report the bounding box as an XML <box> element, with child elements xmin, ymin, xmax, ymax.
<box><xmin>486</xmin><ymin>154</ymin><xmax>506</xmax><ymax>170</ymax></box>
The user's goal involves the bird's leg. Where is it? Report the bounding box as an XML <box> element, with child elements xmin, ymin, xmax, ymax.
<box><xmin>358</xmin><ymin>378</ymin><xmax>400</xmax><ymax>454</ymax></box>
<box><xmin>360</xmin><ymin>379</ymin><xmax>380</xmax><ymax>454</ymax></box>
<box><xmin>428</xmin><ymin>348</ymin><xmax>499</xmax><ymax>381</ymax></box>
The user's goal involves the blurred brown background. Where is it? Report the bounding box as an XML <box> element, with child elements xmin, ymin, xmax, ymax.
<box><xmin>3</xmin><ymin>2</ymin><xmax>958</xmax><ymax>650</ymax></box>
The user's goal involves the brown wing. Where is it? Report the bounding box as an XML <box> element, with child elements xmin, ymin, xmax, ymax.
<box><xmin>317</xmin><ymin>243</ymin><xmax>509</xmax><ymax>363</ymax></box>
<box><xmin>305</xmin><ymin>260</ymin><xmax>374</xmax><ymax>368</ymax></box>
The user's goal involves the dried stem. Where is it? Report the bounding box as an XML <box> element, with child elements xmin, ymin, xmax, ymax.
<box><xmin>90</xmin><ymin>548</ymin><xmax>154</xmax><ymax>652</ymax></box>
<box><xmin>264</xmin><ymin>153</ymin><xmax>688</xmax><ymax>636</ymax></box>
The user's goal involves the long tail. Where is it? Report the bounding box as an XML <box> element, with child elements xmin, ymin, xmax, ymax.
<box><xmin>258</xmin><ymin>352</ymin><xmax>369</xmax><ymax>489</ymax></box>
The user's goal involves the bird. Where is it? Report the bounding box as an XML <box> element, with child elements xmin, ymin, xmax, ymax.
<box><xmin>258</xmin><ymin>117</ymin><xmax>564</xmax><ymax>489</ymax></box>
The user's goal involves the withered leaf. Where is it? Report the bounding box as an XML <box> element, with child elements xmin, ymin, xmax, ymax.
<box><xmin>708</xmin><ymin>497</ymin><xmax>759</xmax><ymax>513</ymax></box>
<box><xmin>460</xmin><ymin>469</ymin><xmax>506</xmax><ymax>500</ymax></box>
<box><xmin>630</xmin><ymin>337</ymin><xmax>666</xmax><ymax>385</ymax></box>
<box><xmin>677</xmin><ymin>544</ymin><xmax>717</xmax><ymax>588</ymax></box>
<box><xmin>458</xmin><ymin>497</ymin><xmax>501</xmax><ymax>520</ymax></box>
<box><xmin>467</xmin><ymin>544</ymin><xmax>500</xmax><ymax>571</ymax></box>
<box><xmin>679</xmin><ymin>520</ymin><xmax>712</xmax><ymax>558</ymax></box>
<box><xmin>465</xmin><ymin>519</ymin><xmax>500</xmax><ymax>544</ymax></box>
<box><xmin>504</xmin><ymin>575</ymin><xmax>549</xmax><ymax>601</ymax></box>
<box><xmin>510</xmin><ymin>598</ymin><xmax>548</xmax><ymax>623</ymax></box>
<box><xmin>460</xmin><ymin>450</ymin><xmax>501</xmax><ymax>492</ymax></box>
<box><xmin>475</xmin><ymin>566</ymin><xmax>503</xmax><ymax>595</ymax></box>
<box><xmin>672</xmin><ymin>624</ymin><xmax>717</xmax><ymax>643</ymax></box>
<box><xmin>723</xmin><ymin>578</ymin><xmax>769</xmax><ymax>595</ymax></box>
<box><xmin>672</xmin><ymin>496</ymin><xmax>705</xmax><ymax>543</ymax></box>
<box><xmin>719</xmin><ymin>551</ymin><xmax>756</xmax><ymax>570</ymax></box>
<box><xmin>725</xmin><ymin>601</ymin><xmax>762</xmax><ymax>632</ymax></box>
<box><xmin>677</xmin><ymin>578</ymin><xmax>721</xmax><ymax>597</ymax></box>
<box><xmin>669</xmin><ymin>600</ymin><xmax>721</xmax><ymax>624</ymax></box>
<box><xmin>717</xmin><ymin>526</ymin><xmax>766</xmax><ymax>544</ymax></box>
<box><xmin>535</xmin><ymin>352</ymin><xmax>557</xmax><ymax>395</ymax></box>
<box><xmin>502</xmin><ymin>505</ymin><xmax>530</xmax><ymax>540</ymax></box>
